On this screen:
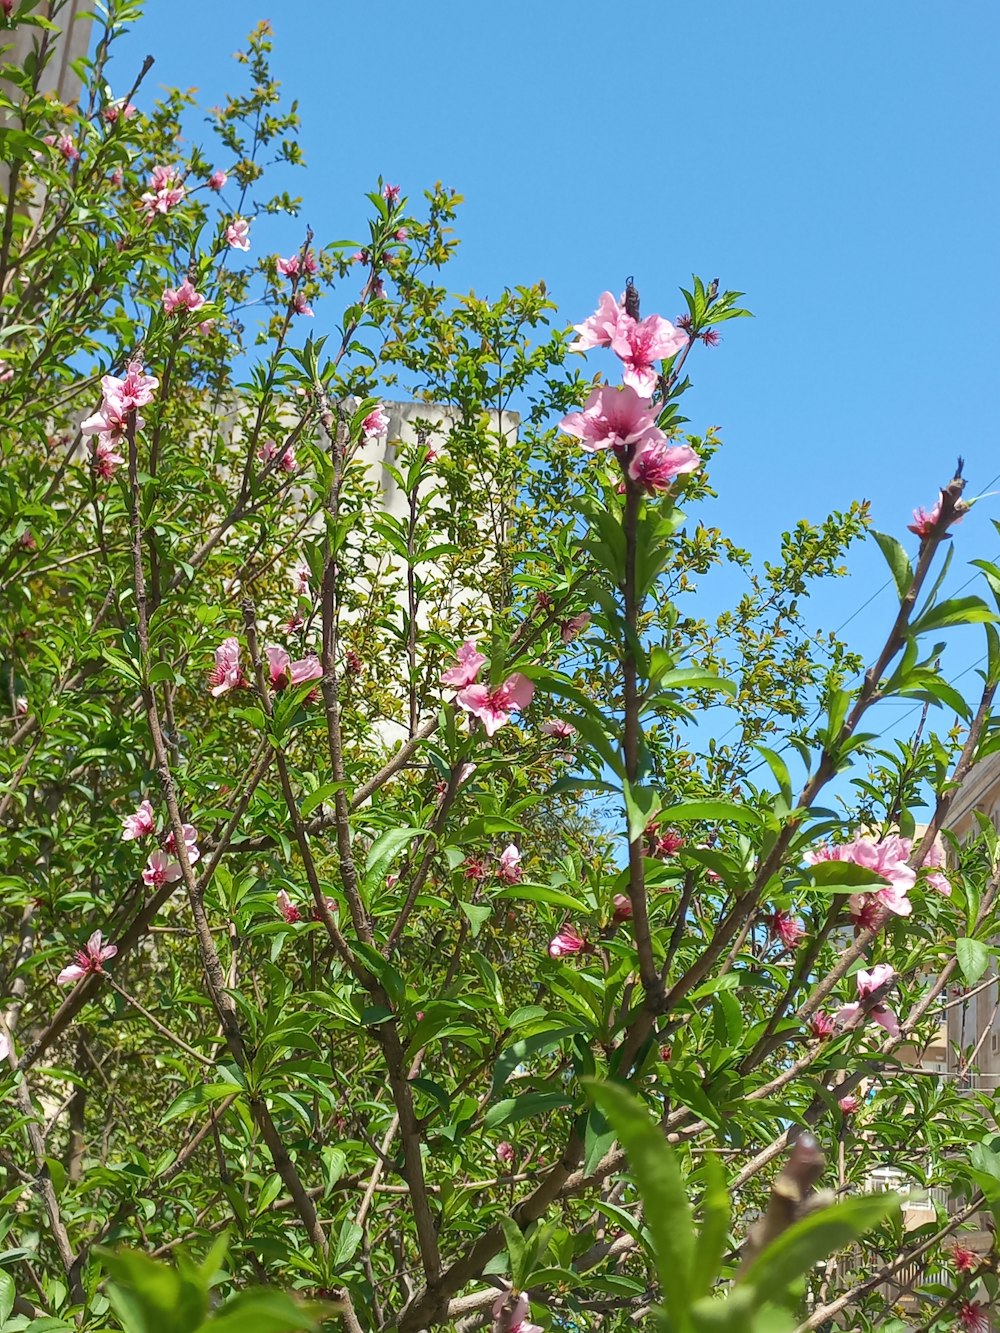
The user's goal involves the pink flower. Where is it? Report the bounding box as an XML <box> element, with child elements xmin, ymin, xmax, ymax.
<box><xmin>569</xmin><ymin>291</ymin><xmax>625</xmax><ymax>352</ymax></box>
<box><xmin>650</xmin><ymin>828</ymin><xmax>684</xmax><ymax>858</ymax></box>
<box><xmin>139</xmin><ymin>165</ymin><xmax>185</xmax><ymax>219</ymax></box>
<box><xmin>258</xmin><ymin>440</ymin><xmax>297</xmax><ymax>473</ymax></box>
<box><xmin>208</xmin><ymin>169</ymin><xmax>227</xmax><ymax>191</ymax></box>
<box><xmin>838</xmin><ymin>1094</ymin><xmax>859</xmax><ymax>1115</ymax></box>
<box><xmin>491</xmin><ymin>1293</ymin><xmax>543</xmax><ymax>1333</ymax></box>
<box><xmin>57</xmin><ymin>930</ymin><xmax>117</xmax><ymax>985</ymax></box>
<box><xmin>276</xmin><ymin>889</ymin><xmax>302</xmax><ymax>924</ymax></box>
<box><xmin>292</xmin><ymin>564</ymin><xmax>310</xmax><ymax>596</ymax></box>
<box><xmin>769</xmin><ymin>911</ymin><xmax>804</xmax><ymax>949</ymax></box>
<box><xmin>457</xmin><ymin>673</ymin><xmax>534</xmax><ymax>736</ymax></box>
<box><xmin>208</xmin><ymin>637</ymin><xmax>247</xmax><ymax>696</ymax></box>
<box><xmin>310</xmin><ymin>897</ymin><xmax>339</xmax><ymax>922</ymax></box>
<box><xmin>265</xmin><ymin>646</ymin><xmax>323</xmax><ymax>690</ymax></box>
<box><xmin>612</xmin><ymin>893</ymin><xmax>632</xmax><ymax>923</ymax></box>
<box><xmin>856</xmin><ymin>963</ymin><xmax>895</xmax><ymax>997</ymax></box>
<box><xmin>957</xmin><ymin>1302</ymin><xmax>991</xmax><ymax>1333</ymax></box>
<box><xmin>628</xmin><ymin>437</ymin><xmax>700</xmax><ymax>492</ymax></box>
<box><xmin>908</xmin><ymin>497</ymin><xmax>966</xmax><ymax>542</ymax></box>
<box><xmin>559</xmin><ymin>384</ymin><xmax>666</xmax><ymax>454</ymax></box>
<box><xmin>464</xmin><ymin>856</ymin><xmax>487</xmax><ymax>882</ymax></box>
<box><xmin>121</xmin><ymin>799</ymin><xmax>155</xmax><ymax>841</ymax></box>
<box><xmin>163</xmin><ymin>823</ymin><xmax>200</xmax><ymax>866</ymax></box>
<box><xmin>809</xmin><ymin>1012</ymin><xmax>836</xmax><ymax>1040</ymax></box>
<box><xmin>92</xmin><ymin>437</ymin><xmax>125</xmax><ymax>479</ymax></box>
<box><xmin>383</xmin><ymin>183</ymin><xmax>401</xmax><ymax>203</ymax></box>
<box><xmin>162</xmin><ymin>278</ymin><xmax>206</xmax><ymax>315</ymax></box>
<box><xmin>921</xmin><ymin>839</ymin><xmax>952</xmax><ymax>896</ymax></box>
<box><xmin>350</xmin><ymin>249</ymin><xmax>369</xmax><ymax>265</ymax></box>
<box><xmin>542</xmin><ymin>718</ymin><xmax>576</xmax><ymax>739</ymax></box>
<box><xmin>276</xmin><ymin>255</ymin><xmax>300</xmax><ymax>277</ymax></box>
<box><xmin>292</xmin><ymin>292</ymin><xmax>314</xmax><ymax>317</ymax></box>
<box><xmin>361</xmin><ymin>405</ymin><xmax>390</xmax><ymax>440</ymax></box>
<box><xmin>497</xmin><ymin>844</ymin><xmax>522</xmax><ymax>885</ymax></box>
<box><xmin>804</xmin><ymin>834</ymin><xmax>915</xmax><ymax>922</ymax></box>
<box><xmin>560</xmin><ymin>612</ymin><xmax>591</xmax><ymax>644</ymax></box>
<box><xmin>142</xmin><ymin>848</ymin><xmax>182</xmax><ymax>888</ymax></box>
<box><xmin>109</xmin><ymin>167</ymin><xmax>123</xmax><ymax>187</ymax></box>
<box><xmin>57</xmin><ymin>133</ymin><xmax>79</xmax><ymax>162</ymax></box>
<box><xmin>611</xmin><ymin>312</ymin><xmax>688</xmax><ymax>396</ymax></box>
<box><xmin>548</xmin><ymin>922</ymin><xmax>587</xmax><ymax>958</ymax></box>
<box><xmin>700</xmin><ymin>329</ymin><xmax>720</xmax><ymax>347</ymax></box>
<box><xmin>834</xmin><ymin>965</ymin><xmax>900</xmax><ymax>1038</ymax></box>
<box><xmin>952</xmin><ymin>1244</ymin><xmax>979</xmax><ymax>1272</ymax></box>
<box><xmin>103</xmin><ymin>100</ymin><xmax>136</xmax><ymax>124</ymax></box>
<box><xmin>1</xmin><ymin>1</ymin><xmax>14</xmax><ymax>18</ymax></box>
<box><xmin>226</xmin><ymin>217</ymin><xmax>251</xmax><ymax>250</ymax></box>
<box><xmin>441</xmin><ymin>640</ymin><xmax>487</xmax><ymax>689</ymax></box>
<box><xmin>394</xmin><ymin>228</ymin><xmax>408</xmax><ymax>242</ymax></box>
<box><xmin>496</xmin><ymin>1141</ymin><xmax>515</xmax><ymax>1165</ymax></box>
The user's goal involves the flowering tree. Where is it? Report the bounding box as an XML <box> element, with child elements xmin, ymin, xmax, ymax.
<box><xmin>2</xmin><ymin>8</ymin><xmax>1000</xmax><ymax>1333</ymax></box>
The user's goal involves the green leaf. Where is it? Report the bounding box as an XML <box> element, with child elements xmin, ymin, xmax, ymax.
<box><xmin>957</xmin><ymin>937</ymin><xmax>990</xmax><ymax>986</ymax></box>
<box><xmin>197</xmin><ymin>1289</ymin><xmax>327</xmax><ymax>1332</ymax></box>
<box><xmin>492</xmin><ymin>1026</ymin><xmax>581</xmax><ymax>1093</ymax></box>
<box><xmin>585</xmin><ymin>1080</ymin><xmax>694</xmax><ymax>1330</ymax></box>
<box><xmin>871</xmin><ymin>530</ymin><xmax>913</xmax><ymax>600</ymax></box>
<box><xmin>0</xmin><ymin>1270</ymin><xmax>14</xmax><ymax>1325</ymax></box>
<box><xmin>738</xmin><ymin>1193</ymin><xmax>898</xmax><ymax>1298</ymax></box>
<box><xmin>623</xmin><ymin>781</ymin><xmax>661</xmax><ymax>843</ymax></box>
<box><xmin>663</xmin><ymin>800</ymin><xmax>762</xmax><ymax>829</ymax></box>
<box><xmin>498</xmin><ymin>1216</ymin><xmax>528</xmax><ymax>1290</ymax></box>
<box><xmin>457</xmin><ymin>899</ymin><xmax>492</xmax><ymax>937</ymax></box>
<box><xmin>364</xmin><ymin>827</ymin><xmax>422</xmax><ymax>888</ymax></box>
<box><xmin>333</xmin><ymin>1219</ymin><xmax>363</xmax><ymax>1268</ymax></box>
<box><xmin>483</xmin><ymin>1092</ymin><xmax>573</xmax><ymax>1130</ymax></box>
<box><xmin>911</xmin><ymin>595</ymin><xmax>998</xmax><ymax>636</ymax></box>
<box><xmin>692</xmin><ymin>1153</ymin><xmax>731</xmax><ymax>1299</ymax></box>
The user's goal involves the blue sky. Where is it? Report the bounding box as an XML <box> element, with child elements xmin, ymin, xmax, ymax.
<box><xmin>109</xmin><ymin>2</ymin><xmax>1000</xmax><ymax>767</ymax></box>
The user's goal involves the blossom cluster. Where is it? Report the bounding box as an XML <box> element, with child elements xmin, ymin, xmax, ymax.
<box><xmin>209</xmin><ymin>637</ymin><xmax>322</xmax><ymax>697</ymax></box>
<box><xmin>559</xmin><ymin>291</ymin><xmax>699</xmax><ymax>492</ymax></box>
<box><xmin>440</xmin><ymin>640</ymin><xmax>534</xmax><ymax>737</ymax></box>
<box><xmin>80</xmin><ymin>361</ymin><xmax>158</xmax><ymax>482</ymax></box>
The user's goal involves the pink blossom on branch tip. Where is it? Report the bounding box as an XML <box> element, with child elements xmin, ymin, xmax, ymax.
<box><xmin>226</xmin><ymin>217</ymin><xmax>251</xmax><ymax>250</ymax></box>
<box><xmin>541</xmin><ymin>718</ymin><xmax>575</xmax><ymax>739</ymax></box>
<box><xmin>569</xmin><ymin>290</ymin><xmax>625</xmax><ymax>352</ymax></box>
<box><xmin>276</xmin><ymin>889</ymin><xmax>302</xmax><ymax>924</ymax></box>
<box><xmin>163</xmin><ymin>824</ymin><xmax>200</xmax><ymax>866</ymax></box>
<box><xmin>628</xmin><ymin>438</ymin><xmax>700</xmax><ymax>493</ymax></box>
<box><xmin>208</xmin><ymin>637</ymin><xmax>247</xmax><ymax>696</ymax></box>
<box><xmin>121</xmin><ymin>799</ymin><xmax>155</xmax><ymax>841</ymax></box>
<box><xmin>497</xmin><ymin>844</ymin><xmax>522</xmax><ymax>884</ymax></box>
<box><xmin>548</xmin><ymin>922</ymin><xmax>587</xmax><ymax>958</ymax></box>
<box><xmin>142</xmin><ymin>848</ymin><xmax>182</xmax><ymax>889</ymax></box>
<box><xmin>908</xmin><ymin>497</ymin><xmax>965</xmax><ymax>541</ymax></box>
<box><xmin>361</xmin><ymin>405</ymin><xmax>390</xmax><ymax>440</ymax></box>
<box><xmin>804</xmin><ymin>834</ymin><xmax>915</xmax><ymax>924</ymax></box>
<box><xmin>957</xmin><ymin>1302</ymin><xmax>990</xmax><ymax>1333</ymax></box>
<box><xmin>456</xmin><ymin>673</ymin><xmax>534</xmax><ymax>736</ymax></box>
<box><xmin>207</xmin><ymin>169</ymin><xmax>227</xmax><ymax>190</ymax></box>
<box><xmin>57</xmin><ymin>930</ymin><xmax>117</xmax><ymax>986</ymax></box>
<box><xmin>559</xmin><ymin>384</ymin><xmax>664</xmax><ymax>455</ymax></box>
<box><xmin>611</xmin><ymin>311</ymin><xmax>688</xmax><ymax>396</ymax></box>
<box><xmin>162</xmin><ymin>279</ymin><xmax>206</xmax><ymax>315</ymax></box>
<box><xmin>441</xmin><ymin>640</ymin><xmax>487</xmax><ymax>689</ymax></box>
